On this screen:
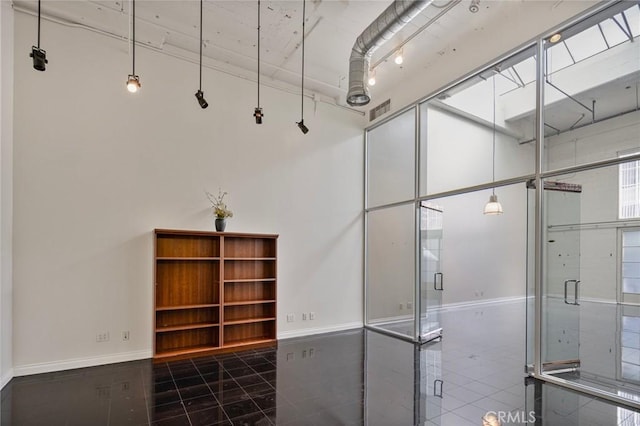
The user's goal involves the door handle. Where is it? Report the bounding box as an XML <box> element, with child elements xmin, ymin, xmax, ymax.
<box><xmin>564</xmin><ymin>279</ymin><xmax>580</xmax><ymax>305</ymax></box>
<box><xmin>433</xmin><ymin>379</ymin><xmax>443</xmax><ymax>398</ymax></box>
<box><xmin>434</xmin><ymin>272</ymin><xmax>443</xmax><ymax>291</ymax></box>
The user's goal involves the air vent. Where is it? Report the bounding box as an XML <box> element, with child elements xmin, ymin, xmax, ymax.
<box><xmin>369</xmin><ymin>99</ymin><xmax>391</xmax><ymax>121</ymax></box>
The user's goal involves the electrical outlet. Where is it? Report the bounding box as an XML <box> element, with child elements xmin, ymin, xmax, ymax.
<box><xmin>309</xmin><ymin>312</ymin><xmax>315</xmax><ymax>320</ymax></box>
<box><xmin>302</xmin><ymin>313</ymin><xmax>308</xmax><ymax>321</ymax></box>
<box><xmin>96</xmin><ymin>332</ymin><xmax>109</xmax><ymax>343</ymax></box>
<box><xmin>96</xmin><ymin>386</ymin><xmax>110</xmax><ymax>399</ymax></box>
<box><xmin>122</xmin><ymin>331</ymin><xmax>130</xmax><ymax>341</ymax></box>
<box><xmin>399</xmin><ymin>303</ymin><xmax>403</xmax><ymax>310</ymax></box>
<box><xmin>286</xmin><ymin>313</ymin><xmax>294</xmax><ymax>322</ymax></box>
<box><xmin>406</xmin><ymin>302</ymin><xmax>413</xmax><ymax>310</ymax></box>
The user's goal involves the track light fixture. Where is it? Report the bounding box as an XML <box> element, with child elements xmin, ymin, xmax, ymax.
<box><xmin>297</xmin><ymin>120</ymin><xmax>309</xmax><ymax>134</ymax></box>
<box><xmin>126</xmin><ymin>0</ymin><xmax>140</xmax><ymax>92</ymax></box>
<box><xmin>195</xmin><ymin>89</ymin><xmax>208</xmax><ymax>109</ymax></box>
<box><xmin>195</xmin><ymin>0</ymin><xmax>208</xmax><ymax>108</ymax></box>
<box><xmin>31</xmin><ymin>47</ymin><xmax>47</xmax><ymax>71</ymax></box>
<box><xmin>368</xmin><ymin>69</ymin><xmax>376</xmax><ymax>86</ymax></box>
<box><xmin>296</xmin><ymin>0</ymin><xmax>309</xmax><ymax>134</ymax></box>
<box><xmin>127</xmin><ymin>75</ymin><xmax>141</xmax><ymax>93</ymax></box>
<box><xmin>30</xmin><ymin>0</ymin><xmax>47</xmax><ymax>71</ymax></box>
<box><xmin>254</xmin><ymin>107</ymin><xmax>263</xmax><ymax>124</ymax></box>
<box><xmin>253</xmin><ymin>0</ymin><xmax>264</xmax><ymax>123</ymax></box>
<box><xmin>394</xmin><ymin>49</ymin><xmax>404</xmax><ymax>65</ymax></box>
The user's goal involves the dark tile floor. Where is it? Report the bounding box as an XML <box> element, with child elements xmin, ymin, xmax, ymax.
<box><xmin>1</xmin><ymin>302</ymin><xmax>639</xmax><ymax>425</ymax></box>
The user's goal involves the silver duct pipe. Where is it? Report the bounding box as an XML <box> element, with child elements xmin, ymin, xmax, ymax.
<box><xmin>347</xmin><ymin>0</ymin><xmax>433</xmax><ymax>107</ymax></box>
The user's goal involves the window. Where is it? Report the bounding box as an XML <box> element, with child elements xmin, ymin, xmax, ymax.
<box><xmin>622</xmin><ymin>230</ymin><xmax>640</xmax><ymax>295</ymax></box>
<box><xmin>619</xmin><ymin>153</ymin><xmax>640</xmax><ymax>219</ymax></box>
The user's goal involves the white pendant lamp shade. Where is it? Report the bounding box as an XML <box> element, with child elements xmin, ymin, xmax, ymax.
<box><xmin>484</xmin><ymin>194</ymin><xmax>503</xmax><ymax>215</ymax></box>
<box><xmin>127</xmin><ymin>0</ymin><xmax>140</xmax><ymax>93</ymax></box>
<box><xmin>484</xmin><ymin>73</ymin><xmax>503</xmax><ymax>216</ymax></box>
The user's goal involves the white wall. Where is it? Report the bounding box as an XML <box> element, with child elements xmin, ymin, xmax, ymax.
<box><xmin>0</xmin><ymin>0</ymin><xmax>14</xmax><ymax>389</ymax></box>
<box><xmin>12</xmin><ymin>12</ymin><xmax>364</xmax><ymax>375</ymax></box>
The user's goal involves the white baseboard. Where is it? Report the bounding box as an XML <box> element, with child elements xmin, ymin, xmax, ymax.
<box><xmin>364</xmin><ymin>297</ymin><xmax>526</xmax><ymax>326</ymax></box>
<box><xmin>436</xmin><ymin>295</ymin><xmax>526</xmax><ymax>312</ymax></box>
<box><xmin>368</xmin><ymin>314</ymin><xmax>413</xmax><ymax>325</ymax></box>
<box><xmin>366</xmin><ymin>298</ymin><xmax>527</xmax><ymax>326</ymax></box>
<box><xmin>540</xmin><ymin>294</ymin><xmax>618</xmax><ymax>305</ymax></box>
<box><xmin>577</xmin><ymin>297</ymin><xmax>617</xmax><ymax>305</ymax></box>
<box><xmin>277</xmin><ymin>321</ymin><xmax>363</xmax><ymax>340</ymax></box>
<box><xmin>13</xmin><ymin>349</ymin><xmax>152</xmax><ymax>377</ymax></box>
<box><xmin>1</xmin><ymin>368</ymin><xmax>13</xmax><ymax>389</ymax></box>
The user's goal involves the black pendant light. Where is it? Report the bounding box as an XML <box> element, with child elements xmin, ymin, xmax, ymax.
<box><xmin>296</xmin><ymin>0</ymin><xmax>309</xmax><ymax>134</ymax></box>
<box><xmin>195</xmin><ymin>0</ymin><xmax>208</xmax><ymax>108</ymax></box>
<box><xmin>253</xmin><ymin>0</ymin><xmax>263</xmax><ymax>124</ymax></box>
<box><xmin>126</xmin><ymin>0</ymin><xmax>141</xmax><ymax>93</ymax></box>
<box><xmin>30</xmin><ymin>0</ymin><xmax>48</xmax><ymax>71</ymax></box>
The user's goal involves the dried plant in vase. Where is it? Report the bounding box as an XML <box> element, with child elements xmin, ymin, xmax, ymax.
<box><xmin>206</xmin><ymin>189</ymin><xmax>233</xmax><ymax>231</ymax></box>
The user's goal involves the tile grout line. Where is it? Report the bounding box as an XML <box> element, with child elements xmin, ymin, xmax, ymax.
<box><xmin>141</xmin><ymin>365</ymin><xmax>152</xmax><ymax>426</ymax></box>
<box><xmin>190</xmin><ymin>356</ymin><xmax>232</xmax><ymax>425</ymax></box>
<box><xmin>167</xmin><ymin>360</ymin><xmax>194</xmax><ymax>426</ymax></box>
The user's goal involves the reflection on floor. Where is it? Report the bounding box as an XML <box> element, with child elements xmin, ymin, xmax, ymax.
<box><xmin>1</xmin><ymin>301</ymin><xmax>639</xmax><ymax>425</ymax></box>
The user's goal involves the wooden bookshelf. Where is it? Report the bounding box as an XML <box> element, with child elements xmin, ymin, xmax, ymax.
<box><xmin>154</xmin><ymin>229</ymin><xmax>278</xmax><ymax>360</ymax></box>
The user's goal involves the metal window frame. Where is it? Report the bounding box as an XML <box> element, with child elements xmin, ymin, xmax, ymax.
<box><xmin>363</xmin><ymin>0</ymin><xmax>640</xmax><ymax>410</ymax></box>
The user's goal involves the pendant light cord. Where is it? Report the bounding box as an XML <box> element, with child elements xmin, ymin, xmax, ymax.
<box><xmin>492</xmin><ymin>73</ymin><xmax>496</xmax><ymax>196</ymax></box>
<box><xmin>132</xmin><ymin>0</ymin><xmax>136</xmax><ymax>75</ymax></box>
<box><xmin>199</xmin><ymin>0</ymin><xmax>203</xmax><ymax>90</ymax></box>
<box><xmin>257</xmin><ymin>0</ymin><xmax>260</xmax><ymax>108</ymax></box>
<box><xmin>37</xmin><ymin>0</ymin><xmax>41</xmax><ymax>48</ymax></box>
<box><xmin>300</xmin><ymin>0</ymin><xmax>305</xmax><ymax>121</ymax></box>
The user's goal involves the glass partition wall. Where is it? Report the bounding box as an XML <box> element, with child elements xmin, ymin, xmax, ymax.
<box><xmin>364</xmin><ymin>0</ymin><xmax>640</xmax><ymax>409</ymax></box>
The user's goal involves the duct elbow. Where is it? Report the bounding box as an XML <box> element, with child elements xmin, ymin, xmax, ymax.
<box><xmin>345</xmin><ymin>0</ymin><xmax>433</xmax><ymax>107</ymax></box>
<box><xmin>347</xmin><ymin>92</ymin><xmax>371</xmax><ymax>107</ymax></box>
<box><xmin>346</xmin><ymin>49</ymin><xmax>371</xmax><ymax>107</ymax></box>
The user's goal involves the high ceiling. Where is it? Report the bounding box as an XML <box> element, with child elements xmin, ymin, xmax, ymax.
<box><xmin>13</xmin><ymin>0</ymin><xmax>516</xmax><ymax>109</ymax></box>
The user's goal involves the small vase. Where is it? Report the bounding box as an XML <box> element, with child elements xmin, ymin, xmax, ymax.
<box><xmin>215</xmin><ymin>218</ymin><xmax>226</xmax><ymax>232</ymax></box>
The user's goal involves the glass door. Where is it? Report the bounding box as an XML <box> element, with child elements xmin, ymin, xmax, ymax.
<box><xmin>538</xmin><ymin>167</ymin><xmax>640</xmax><ymax>402</ymax></box>
<box><xmin>419</xmin><ymin>202</ymin><xmax>443</xmax><ymax>342</ymax></box>
<box><xmin>542</xmin><ymin>182</ymin><xmax>582</xmax><ymax>374</ymax></box>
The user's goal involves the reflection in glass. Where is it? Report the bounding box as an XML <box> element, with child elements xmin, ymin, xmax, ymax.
<box><xmin>544</xmin><ymin>2</ymin><xmax>640</xmax><ymax>170</ymax></box>
<box><xmin>540</xmin><ymin>167</ymin><xmax>640</xmax><ymax>400</ymax></box>
<box><xmin>419</xmin><ymin>49</ymin><xmax>536</xmax><ymax>196</ymax></box>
